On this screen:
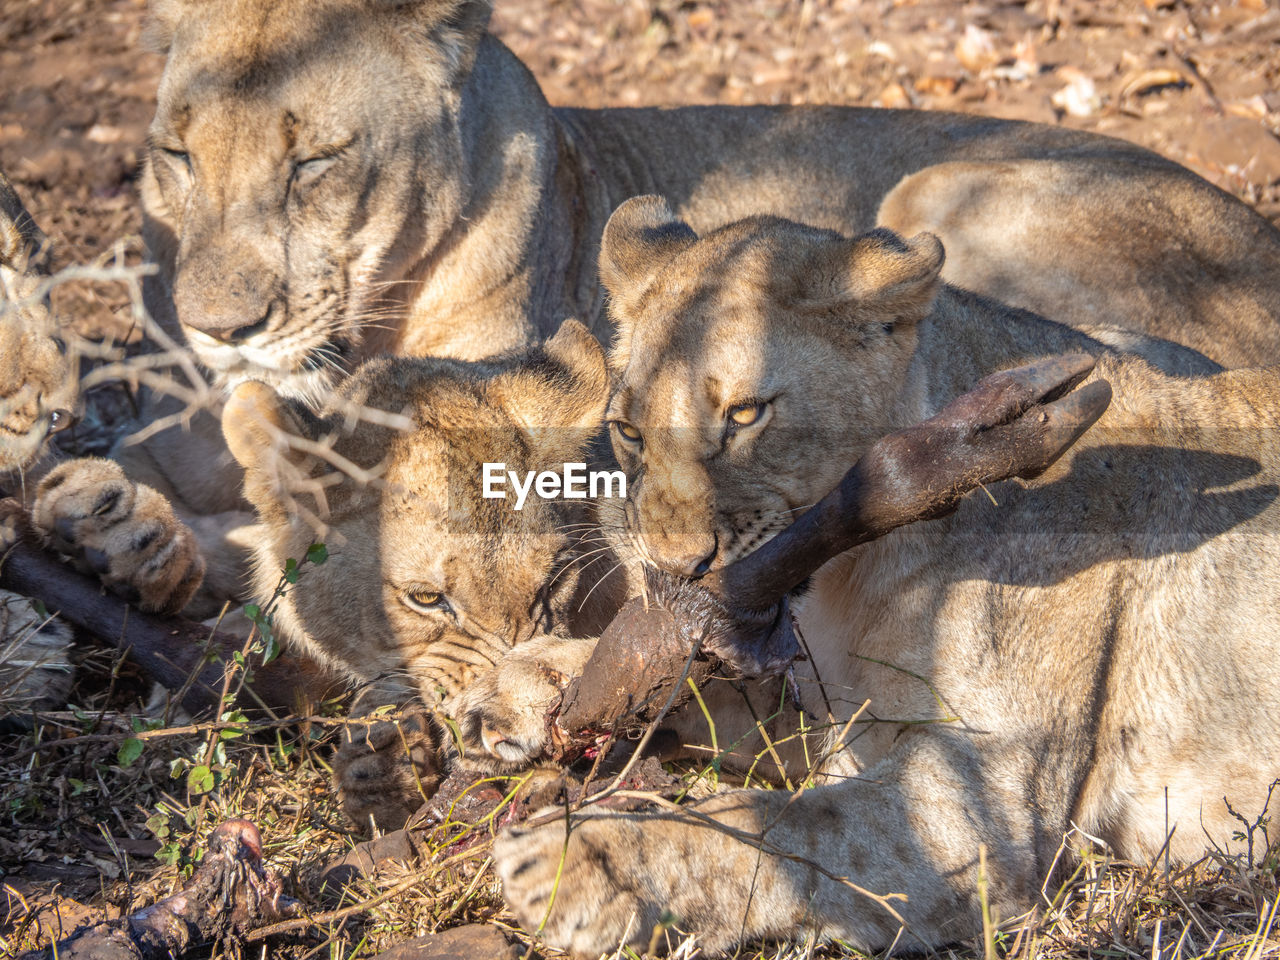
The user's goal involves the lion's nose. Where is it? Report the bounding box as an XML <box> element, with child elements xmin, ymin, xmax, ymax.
<box><xmin>189</xmin><ymin>304</ymin><xmax>275</xmax><ymax>344</ymax></box>
<box><xmin>652</xmin><ymin>533</ymin><xmax>719</xmax><ymax>579</ymax></box>
<box><xmin>174</xmin><ymin>258</ymin><xmax>280</xmax><ymax>344</ymax></box>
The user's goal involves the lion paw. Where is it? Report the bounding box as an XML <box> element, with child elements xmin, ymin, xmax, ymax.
<box><xmin>31</xmin><ymin>458</ymin><xmax>205</xmax><ymax>615</ymax></box>
<box><xmin>452</xmin><ymin>637</ymin><xmax>596</xmax><ymax>773</ymax></box>
<box><xmin>336</xmin><ymin>707</ymin><xmax>443</xmax><ymax>833</ymax></box>
<box><xmin>0</xmin><ymin>497</ymin><xmax>26</xmax><ymax>551</ymax></box>
<box><xmin>495</xmin><ymin>810</ymin><xmax>668</xmax><ymax>957</ymax></box>
<box><xmin>496</xmin><ymin>790</ymin><xmax>787</xmax><ymax>956</ymax></box>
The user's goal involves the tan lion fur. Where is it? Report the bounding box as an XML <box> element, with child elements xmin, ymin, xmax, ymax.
<box><xmin>485</xmin><ymin>200</ymin><xmax>1280</xmax><ymax>956</ymax></box>
<box><xmin>221</xmin><ymin>320</ymin><xmax>627</xmax><ymax>828</ymax></box>
<box><xmin>1</xmin><ymin>171</ymin><xmax>206</xmax><ymax>719</ymax></box>
<box><xmin>1</xmin><ymin>177</ymin><xmax>208</xmax><ymax>622</ymax></box>
<box><xmin>139</xmin><ymin>0</ymin><xmax>1280</xmax><ymax>385</ymax></box>
<box><xmin>74</xmin><ymin>0</ymin><xmax>1280</xmax><ymax>621</ymax></box>
<box><xmin>0</xmin><ymin>170</ymin><xmax>75</xmax><ymax>718</ymax></box>
<box><xmin>0</xmin><ymin>170</ymin><xmax>74</xmax><ymax>470</ymax></box>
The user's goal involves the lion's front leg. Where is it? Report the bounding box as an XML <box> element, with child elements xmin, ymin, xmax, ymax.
<box><xmin>495</xmin><ymin>789</ymin><xmax>831</xmax><ymax>957</ymax></box>
<box><xmin>31</xmin><ymin>458</ymin><xmax>205</xmax><ymax>615</ymax></box>
<box><xmin>496</xmin><ymin>730</ymin><xmax>1067</xmax><ymax>957</ymax></box>
<box><xmin>335</xmin><ymin>682</ymin><xmax>444</xmax><ymax>833</ymax></box>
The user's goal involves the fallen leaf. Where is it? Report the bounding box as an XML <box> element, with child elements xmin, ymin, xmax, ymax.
<box><xmin>876</xmin><ymin>82</ymin><xmax>912</xmax><ymax>109</ymax></box>
<box><xmin>1225</xmin><ymin>95</ymin><xmax>1270</xmax><ymax>120</ymax></box>
<box><xmin>686</xmin><ymin>7</ymin><xmax>713</xmax><ymax>31</ymax></box>
<box><xmin>865</xmin><ymin>40</ymin><xmax>897</xmax><ymax>62</ymax></box>
<box><xmin>955</xmin><ymin>24</ymin><xmax>999</xmax><ymax>73</ymax></box>
<box><xmin>86</xmin><ymin>123</ymin><xmax>127</xmax><ymax>144</ymax></box>
<box><xmin>1052</xmin><ymin>68</ymin><xmax>1102</xmax><ymax>117</ymax></box>
<box><xmin>915</xmin><ymin>75</ymin><xmax>961</xmax><ymax>96</ymax></box>
<box><xmin>1120</xmin><ymin>68</ymin><xmax>1187</xmax><ymax>100</ymax></box>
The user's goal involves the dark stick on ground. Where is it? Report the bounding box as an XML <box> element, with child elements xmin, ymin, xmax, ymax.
<box><xmin>0</xmin><ymin>517</ymin><xmax>338</xmax><ymax>716</ymax></box>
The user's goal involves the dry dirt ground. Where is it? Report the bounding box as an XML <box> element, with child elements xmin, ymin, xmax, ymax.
<box><xmin>3</xmin><ymin>1</ymin><xmax>1280</xmax><ymax>958</ymax></box>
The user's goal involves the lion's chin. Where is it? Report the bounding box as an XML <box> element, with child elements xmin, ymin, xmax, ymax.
<box><xmin>217</xmin><ymin>365</ymin><xmax>344</xmax><ymax>407</ymax></box>
<box><xmin>189</xmin><ymin>337</ymin><xmax>347</xmax><ymax>407</ymax></box>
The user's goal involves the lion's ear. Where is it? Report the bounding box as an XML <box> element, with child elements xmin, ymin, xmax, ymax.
<box><xmin>600</xmin><ymin>196</ymin><xmax>697</xmax><ymax>316</ymax></box>
<box><xmin>0</xmin><ymin>173</ymin><xmax>47</xmax><ymax>276</ymax></box>
<box><xmin>489</xmin><ymin>319</ymin><xmax>609</xmax><ymax>464</ymax></box>
<box><xmin>143</xmin><ymin>0</ymin><xmax>191</xmax><ymax>53</ymax></box>
<box><xmin>381</xmin><ymin>0</ymin><xmax>492</xmax><ymax>78</ymax></box>
<box><xmin>223</xmin><ymin>381</ymin><xmax>323</xmax><ymax>517</ymax></box>
<box><xmin>812</xmin><ymin>228</ymin><xmax>944</xmax><ymax>326</ymax></box>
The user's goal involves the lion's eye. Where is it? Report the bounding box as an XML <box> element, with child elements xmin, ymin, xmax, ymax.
<box><xmin>292</xmin><ymin>152</ymin><xmax>341</xmax><ymax>188</ymax></box>
<box><xmin>297</xmin><ymin>155</ymin><xmax>335</xmax><ymax>173</ymax></box>
<box><xmin>159</xmin><ymin>146</ymin><xmax>191</xmax><ymax>171</ymax></box>
<box><xmin>613</xmin><ymin>420</ymin><xmax>643</xmax><ymax>445</ymax></box>
<box><xmin>403</xmin><ymin>589</ymin><xmax>450</xmax><ymax>615</ymax></box>
<box><xmin>48</xmin><ymin>409</ymin><xmax>75</xmax><ymax>434</ymax></box>
<box><xmin>728</xmin><ymin>402</ymin><xmax>767</xmax><ymax>428</ymax></box>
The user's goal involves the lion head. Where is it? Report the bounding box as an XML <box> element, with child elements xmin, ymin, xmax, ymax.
<box><xmin>223</xmin><ymin>319</ymin><xmax>622</xmax><ymax>711</ymax></box>
<box><xmin>143</xmin><ymin>0</ymin><xmax>497</xmax><ymax>401</ymax></box>
<box><xmin>599</xmin><ymin>195</ymin><xmax>945</xmax><ymax>576</ymax></box>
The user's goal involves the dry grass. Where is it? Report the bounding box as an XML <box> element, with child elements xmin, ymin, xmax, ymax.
<box><xmin>5</xmin><ymin>10</ymin><xmax>1280</xmax><ymax>936</ymax></box>
<box><xmin>4</xmin><ymin>629</ymin><xmax>1280</xmax><ymax>960</ymax></box>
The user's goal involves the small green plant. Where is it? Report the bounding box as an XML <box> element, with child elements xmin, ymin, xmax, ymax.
<box><xmin>116</xmin><ymin>715</ymin><xmax>163</xmax><ymax>767</ymax></box>
<box><xmin>243</xmin><ymin>542</ymin><xmax>329</xmax><ymax>665</ymax></box>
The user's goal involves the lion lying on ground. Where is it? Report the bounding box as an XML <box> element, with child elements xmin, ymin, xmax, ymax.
<box><xmin>220</xmin><ymin>322</ymin><xmax>627</xmax><ymax>828</ymax></box>
<box><xmin>481</xmin><ymin>199</ymin><xmax>1280</xmax><ymax>956</ymax></box>
<box><xmin>40</xmin><ymin>0</ymin><xmax>1280</xmax><ymax>618</ymax></box>
<box><xmin>0</xmin><ymin>172</ymin><xmax>74</xmax><ymax>469</ymax></box>
<box><xmin>213</xmin><ymin>193</ymin><xmax>1280</xmax><ymax>953</ymax></box>
<box><xmin>211</xmin><ymin>201</ymin><xmax>1280</xmax><ymax>953</ymax></box>
<box><xmin>216</xmin><ymin>315</ymin><xmax>1107</xmax><ymax>832</ymax></box>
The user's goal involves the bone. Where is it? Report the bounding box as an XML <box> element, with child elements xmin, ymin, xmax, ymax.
<box><xmin>556</xmin><ymin>356</ymin><xmax>1111</xmax><ymax>732</ymax></box>
<box><xmin>21</xmin><ymin>819</ymin><xmax>298</xmax><ymax>960</ymax></box>
<box><xmin>707</xmin><ymin>354</ymin><xmax>1109</xmax><ymax>611</ymax></box>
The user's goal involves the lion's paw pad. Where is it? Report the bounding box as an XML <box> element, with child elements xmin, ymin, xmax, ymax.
<box><xmin>336</xmin><ymin>711</ymin><xmax>442</xmax><ymax>832</ymax></box>
<box><xmin>31</xmin><ymin>458</ymin><xmax>204</xmax><ymax>614</ymax></box>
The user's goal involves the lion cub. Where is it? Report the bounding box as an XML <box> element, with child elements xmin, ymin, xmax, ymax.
<box><xmin>488</xmin><ymin>199</ymin><xmax>1280</xmax><ymax>956</ymax></box>
<box><xmin>220</xmin><ymin>322</ymin><xmax>628</xmax><ymax>829</ymax></box>
<box><xmin>1</xmin><ymin>171</ymin><xmax>212</xmax><ymax>720</ymax></box>
<box><xmin>0</xmin><ymin>168</ymin><xmax>205</xmax><ymax>622</ymax></box>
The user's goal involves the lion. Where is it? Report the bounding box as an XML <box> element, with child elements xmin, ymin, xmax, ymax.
<box><xmin>0</xmin><ymin>171</ymin><xmax>75</xmax><ymax>467</ymax></box>
<box><xmin>219</xmin><ymin>320</ymin><xmax>627</xmax><ymax>829</ymax></box>
<box><xmin>0</xmin><ymin>170</ymin><xmax>77</xmax><ymax>718</ymax></box>
<box><xmin>481</xmin><ymin>198</ymin><xmax>1280</xmax><ymax>956</ymax></box>
<box><xmin>1</xmin><ymin>170</ymin><xmax>209</xmax><ymax>720</ymax></box>
<box><xmin>40</xmin><ymin>0</ymin><xmax>1280</xmax><ymax>620</ymax></box>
